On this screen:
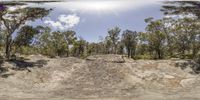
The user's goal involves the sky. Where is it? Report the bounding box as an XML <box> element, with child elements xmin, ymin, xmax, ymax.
<box><xmin>20</xmin><ymin>0</ymin><xmax>165</xmax><ymax>42</ymax></box>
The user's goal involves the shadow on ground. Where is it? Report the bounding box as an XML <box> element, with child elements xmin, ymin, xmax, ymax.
<box><xmin>0</xmin><ymin>60</ymin><xmax>5</xmax><ymax>73</ymax></box>
<box><xmin>175</xmin><ymin>60</ymin><xmax>200</xmax><ymax>74</ymax></box>
<box><xmin>0</xmin><ymin>56</ymin><xmax>48</xmax><ymax>77</ymax></box>
<box><xmin>9</xmin><ymin>59</ymin><xmax>48</xmax><ymax>70</ymax></box>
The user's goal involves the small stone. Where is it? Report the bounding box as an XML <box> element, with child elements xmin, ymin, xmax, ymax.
<box><xmin>164</xmin><ymin>75</ymin><xmax>175</xmax><ymax>79</ymax></box>
<box><xmin>180</xmin><ymin>78</ymin><xmax>196</xmax><ymax>88</ymax></box>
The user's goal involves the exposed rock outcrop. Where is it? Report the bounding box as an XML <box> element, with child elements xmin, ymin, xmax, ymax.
<box><xmin>0</xmin><ymin>54</ymin><xmax>200</xmax><ymax>100</ymax></box>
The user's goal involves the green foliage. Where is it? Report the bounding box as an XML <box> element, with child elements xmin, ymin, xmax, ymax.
<box><xmin>18</xmin><ymin>46</ymin><xmax>37</xmax><ymax>55</ymax></box>
<box><xmin>0</xmin><ymin>1</ymin><xmax>200</xmax><ymax>61</ymax></box>
<box><xmin>122</xmin><ymin>30</ymin><xmax>138</xmax><ymax>58</ymax></box>
<box><xmin>161</xmin><ymin>1</ymin><xmax>200</xmax><ymax>18</ymax></box>
<box><xmin>62</xmin><ymin>30</ymin><xmax>77</xmax><ymax>56</ymax></box>
<box><xmin>0</xmin><ymin>4</ymin><xmax>51</xmax><ymax>59</ymax></box>
<box><xmin>145</xmin><ymin>18</ymin><xmax>166</xmax><ymax>59</ymax></box>
<box><xmin>171</xmin><ymin>18</ymin><xmax>200</xmax><ymax>58</ymax></box>
<box><xmin>37</xmin><ymin>31</ymin><xmax>71</xmax><ymax>57</ymax></box>
<box><xmin>33</xmin><ymin>29</ymin><xmax>78</xmax><ymax>57</ymax></box>
<box><xmin>71</xmin><ymin>37</ymin><xmax>87</xmax><ymax>58</ymax></box>
<box><xmin>8</xmin><ymin>16</ymin><xmax>199</xmax><ymax>61</ymax></box>
<box><xmin>107</xmin><ymin>27</ymin><xmax>121</xmax><ymax>54</ymax></box>
<box><xmin>14</xmin><ymin>25</ymin><xmax>39</xmax><ymax>48</ymax></box>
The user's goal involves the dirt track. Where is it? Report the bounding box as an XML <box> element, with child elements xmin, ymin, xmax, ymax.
<box><xmin>0</xmin><ymin>55</ymin><xmax>200</xmax><ymax>100</ymax></box>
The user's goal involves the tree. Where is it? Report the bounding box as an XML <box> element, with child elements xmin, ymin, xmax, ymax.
<box><xmin>71</xmin><ymin>37</ymin><xmax>87</xmax><ymax>57</ymax></box>
<box><xmin>51</xmin><ymin>31</ymin><xmax>68</xmax><ymax>56</ymax></box>
<box><xmin>13</xmin><ymin>25</ymin><xmax>42</xmax><ymax>54</ymax></box>
<box><xmin>105</xmin><ymin>36</ymin><xmax>112</xmax><ymax>54</ymax></box>
<box><xmin>161</xmin><ymin>1</ymin><xmax>200</xmax><ymax>19</ymax></box>
<box><xmin>122</xmin><ymin>30</ymin><xmax>138</xmax><ymax>58</ymax></box>
<box><xmin>107</xmin><ymin>27</ymin><xmax>121</xmax><ymax>54</ymax></box>
<box><xmin>0</xmin><ymin>4</ymin><xmax>51</xmax><ymax>59</ymax></box>
<box><xmin>34</xmin><ymin>28</ymin><xmax>79</xmax><ymax>57</ymax></box>
<box><xmin>117</xmin><ymin>41</ymin><xmax>124</xmax><ymax>55</ymax></box>
<box><xmin>63</xmin><ymin>30</ymin><xmax>77</xmax><ymax>57</ymax></box>
<box><xmin>87</xmin><ymin>43</ymin><xmax>97</xmax><ymax>55</ymax></box>
<box><xmin>14</xmin><ymin>26</ymin><xmax>39</xmax><ymax>48</ymax></box>
<box><xmin>172</xmin><ymin>18</ymin><xmax>200</xmax><ymax>58</ymax></box>
<box><xmin>145</xmin><ymin>18</ymin><xmax>166</xmax><ymax>59</ymax></box>
<box><xmin>145</xmin><ymin>18</ymin><xmax>177</xmax><ymax>57</ymax></box>
<box><xmin>159</xmin><ymin>18</ymin><xmax>176</xmax><ymax>57</ymax></box>
<box><xmin>136</xmin><ymin>32</ymin><xmax>152</xmax><ymax>59</ymax></box>
<box><xmin>161</xmin><ymin>1</ymin><xmax>200</xmax><ymax>59</ymax></box>
<box><xmin>36</xmin><ymin>27</ymin><xmax>55</xmax><ymax>57</ymax></box>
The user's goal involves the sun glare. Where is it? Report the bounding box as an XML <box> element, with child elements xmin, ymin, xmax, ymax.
<box><xmin>63</xmin><ymin>0</ymin><xmax>122</xmax><ymax>13</ymax></box>
<box><xmin>77</xmin><ymin>1</ymin><xmax>120</xmax><ymax>11</ymax></box>
<box><xmin>45</xmin><ymin>0</ymin><xmax>158</xmax><ymax>14</ymax></box>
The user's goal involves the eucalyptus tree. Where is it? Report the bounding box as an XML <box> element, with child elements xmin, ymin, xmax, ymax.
<box><xmin>51</xmin><ymin>31</ymin><xmax>68</xmax><ymax>56</ymax></box>
<box><xmin>107</xmin><ymin>27</ymin><xmax>121</xmax><ymax>54</ymax></box>
<box><xmin>137</xmin><ymin>32</ymin><xmax>149</xmax><ymax>56</ymax></box>
<box><xmin>63</xmin><ymin>30</ymin><xmax>77</xmax><ymax>57</ymax></box>
<box><xmin>161</xmin><ymin>1</ymin><xmax>200</xmax><ymax>19</ymax></box>
<box><xmin>105</xmin><ymin>36</ymin><xmax>112</xmax><ymax>54</ymax></box>
<box><xmin>117</xmin><ymin>41</ymin><xmax>124</xmax><ymax>55</ymax></box>
<box><xmin>145</xmin><ymin>18</ymin><xmax>166</xmax><ymax>59</ymax></box>
<box><xmin>71</xmin><ymin>37</ymin><xmax>87</xmax><ymax>57</ymax></box>
<box><xmin>0</xmin><ymin>3</ymin><xmax>51</xmax><ymax>59</ymax></box>
<box><xmin>14</xmin><ymin>25</ymin><xmax>41</xmax><ymax>54</ymax></box>
<box><xmin>161</xmin><ymin>1</ymin><xmax>200</xmax><ymax>59</ymax></box>
<box><xmin>35</xmin><ymin>27</ymin><xmax>55</xmax><ymax>56</ymax></box>
<box><xmin>122</xmin><ymin>30</ymin><xmax>138</xmax><ymax>58</ymax></box>
<box><xmin>172</xmin><ymin>18</ymin><xmax>200</xmax><ymax>58</ymax></box>
<box><xmin>14</xmin><ymin>26</ymin><xmax>39</xmax><ymax>48</ymax></box>
<box><xmin>159</xmin><ymin>18</ymin><xmax>177</xmax><ymax>57</ymax></box>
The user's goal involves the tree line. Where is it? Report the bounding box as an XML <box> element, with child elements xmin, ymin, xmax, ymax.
<box><xmin>0</xmin><ymin>1</ymin><xmax>200</xmax><ymax>60</ymax></box>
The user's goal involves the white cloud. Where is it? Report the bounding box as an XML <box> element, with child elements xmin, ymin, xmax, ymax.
<box><xmin>44</xmin><ymin>19</ymin><xmax>64</xmax><ymax>30</ymax></box>
<box><xmin>44</xmin><ymin>14</ymin><xmax>80</xmax><ymax>30</ymax></box>
<box><xmin>58</xmin><ymin>14</ymin><xmax>80</xmax><ymax>28</ymax></box>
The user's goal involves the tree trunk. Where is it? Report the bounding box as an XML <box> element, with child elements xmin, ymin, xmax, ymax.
<box><xmin>157</xmin><ymin>49</ymin><xmax>162</xmax><ymax>59</ymax></box>
<box><xmin>181</xmin><ymin>47</ymin><xmax>185</xmax><ymax>59</ymax></box>
<box><xmin>192</xmin><ymin>48</ymin><xmax>197</xmax><ymax>59</ymax></box>
<box><xmin>66</xmin><ymin>45</ymin><xmax>69</xmax><ymax>57</ymax></box>
<box><xmin>130</xmin><ymin>50</ymin><xmax>133</xmax><ymax>58</ymax></box>
<box><xmin>131</xmin><ymin>49</ymin><xmax>135</xmax><ymax>59</ymax></box>
<box><xmin>5</xmin><ymin>35</ymin><xmax>12</xmax><ymax>60</ymax></box>
<box><xmin>127</xmin><ymin>48</ymin><xmax>130</xmax><ymax>58</ymax></box>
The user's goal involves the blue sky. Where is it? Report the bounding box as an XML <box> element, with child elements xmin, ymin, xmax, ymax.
<box><xmin>27</xmin><ymin>0</ymin><xmax>164</xmax><ymax>42</ymax></box>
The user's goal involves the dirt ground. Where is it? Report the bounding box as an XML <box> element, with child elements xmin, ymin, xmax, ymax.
<box><xmin>0</xmin><ymin>54</ymin><xmax>200</xmax><ymax>100</ymax></box>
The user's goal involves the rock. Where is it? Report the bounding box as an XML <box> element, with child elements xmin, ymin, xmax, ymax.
<box><xmin>86</xmin><ymin>54</ymin><xmax>125</xmax><ymax>63</ymax></box>
<box><xmin>125</xmin><ymin>74</ymin><xmax>143</xmax><ymax>85</ymax></box>
<box><xmin>180</xmin><ymin>78</ymin><xmax>196</xmax><ymax>88</ymax></box>
<box><xmin>184</xmin><ymin>67</ymin><xmax>194</xmax><ymax>74</ymax></box>
<box><xmin>164</xmin><ymin>75</ymin><xmax>175</xmax><ymax>79</ymax></box>
<box><xmin>1</xmin><ymin>54</ymin><xmax>200</xmax><ymax>99</ymax></box>
<box><xmin>2</xmin><ymin>62</ymin><xmax>16</xmax><ymax>69</ymax></box>
<box><xmin>175</xmin><ymin>60</ymin><xmax>200</xmax><ymax>74</ymax></box>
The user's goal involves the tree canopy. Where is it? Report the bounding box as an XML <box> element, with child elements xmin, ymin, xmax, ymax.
<box><xmin>0</xmin><ymin>3</ymin><xmax>51</xmax><ymax>59</ymax></box>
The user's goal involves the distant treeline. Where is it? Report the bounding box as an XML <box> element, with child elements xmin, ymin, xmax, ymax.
<box><xmin>0</xmin><ymin>1</ymin><xmax>200</xmax><ymax>61</ymax></box>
